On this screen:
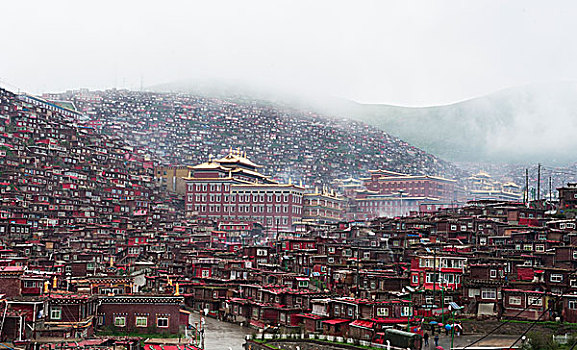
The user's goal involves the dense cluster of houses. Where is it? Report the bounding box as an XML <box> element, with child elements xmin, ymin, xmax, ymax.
<box><xmin>3</xmin><ymin>84</ymin><xmax>577</xmax><ymax>350</ymax></box>
<box><xmin>0</xmin><ymin>87</ymin><xmax>198</xmax><ymax>348</ymax></box>
<box><xmin>172</xmin><ymin>198</ymin><xmax>577</xmax><ymax>339</ymax></box>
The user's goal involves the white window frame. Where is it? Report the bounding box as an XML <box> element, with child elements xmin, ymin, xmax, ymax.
<box><xmin>481</xmin><ymin>289</ymin><xmax>496</xmax><ymax>300</ymax></box>
<box><xmin>376</xmin><ymin>307</ymin><xmax>389</xmax><ymax>317</ymax></box>
<box><xmin>135</xmin><ymin>316</ymin><xmax>148</xmax><ymax>327</ymax></box>
<box><xmin>401</xmin><ymin>306</ymin><xmax>411</xmax><ymax>317</ymax></box>
<box><xmin>114</xmin><ymin>316</ymin><xmax>126</xmax><ymax>327</ymax></box>
<box><xmin>50</xmin><ymin>307</ymin><xmax>62</xmax><ymax>320</ymax></box>
<box><xmin>468</xmin><ymin>288</ymin><xmax>480</xmax><ymax>298</ymax></box>
<box><xmin>527</xmin><ymin>296</ymin><xmax>542</xmax><ymax>306</ymax></box>
<box><xmin>551</xmin><ymin>274</ymin><xmax>563</xmax><ymax>283</ymax></box>
<box><xmin>157</xmin><ymin>317</ymin><xmax>169</xmax><ymax>328</ymax></box>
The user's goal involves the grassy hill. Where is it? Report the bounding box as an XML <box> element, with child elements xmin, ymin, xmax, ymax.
<box><xmin>334</xmin><ymin>82</ymin><xmax>577</xmax><ymax>164</ymax></box>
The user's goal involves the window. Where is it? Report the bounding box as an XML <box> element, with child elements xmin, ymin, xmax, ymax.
<box><xmin>136</xmin><ymin>316</ymin><xmax>148</xmax><ymax>327</ymax></box>
<box><xmin>551</xmin><ymin>274</ymin><xmax>563</xmax><ymax>283</ymax></box>
<box><xmin>157</xmin><ymin>317</ymin><xmax>169</xmax><ymax>328</ymax></box>
<box><xmin>442</xmin><ymin>273</ymin><xmax>455</xmax><ymax>284</ymax></box>
<box><xmin>490</xmin><ymin>270</ymin><xmax>497</xmax><ymax>278</ymax></box>
<box><xmin>509</xmin><ymin>296</ymin><xmax>522</xmax><ymax>306</ymax></box>
<box><xmin>527</xmin><ymin>296</ymin><xmax>542</xmax><ymax>306</ymax></box>
<box><xmin>481</xmin><ymin>289</ymin><xmax>496</xmax><ymax>300</ymax></box>
<box><xmin>23</xmin><ymin>280</ymin><xmax>37</xmax><ymax>288</ymax></box>
<box><xmin>50</xmin><ymin>307</ymin><xmax>62</xmax><ymax>320</ymax></box>
<box><xmin>450</xmin><ymin>225</ymin><xmax>457</xmax><ymax>231</ymax></box>
<box><xmin>401</xmin><ymin>306</ymin><xmax>411</xmax><ymax>317</ymax></box>
<box><xmin>569</xmin><ymin>300</ymin><xmax>577</xmax><ymax>310</ymax></box>
<box><xmin>426</xmin><ymin>273</ymin><xmax>438</xmax><ymax>284</ymax></box>
<box><xmin>468</xmin><ymin>288</ymin><xmax>480</xmax><ymax>298</ymax></box>
<box><xmin>376</xmin><ymin>308</ymin><xmax>389</xmax><ymax>317</ymax></box>
<box><xmin>114</xmin><ymin>316</ymin><xmax>126</xmax><ymax>327</ymax></box>
<box><xmin>523</xmin><ymin>244</ymin><xmax>533</xmax><ymax>251</ymax></box>
<box><xmin>420</xmin><ymin>258</ymin><xmax>434</xmax><ymax>268</ymax></box>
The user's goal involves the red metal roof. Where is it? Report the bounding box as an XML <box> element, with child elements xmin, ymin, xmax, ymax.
<box><xmin>322</xmin><ymin>318</ymin><xmax>350</xmax><ymax>325</ymax></box>
<box><xmin>350</xmin><ymin>320</ymin><xmax>374</xmax><ymax>329</ymax></box>
<box><xmin>145</xmin><ymin>345</ymin><xmax>201</xmax><ymax>350</ymax></box>
<box><xmin>294</xmin><ymin>313</ymin><xmax>324</xmax><ymax>320</ymax></box>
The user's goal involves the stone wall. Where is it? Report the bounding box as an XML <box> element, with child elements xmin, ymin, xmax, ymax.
<box><xmin>460</xmin><ymin>319</ymin><xmax>577</xmax><ymax>335</ymax></box>
<box><xmin>244</xmin><ymin>339</ymin><xmax>407</xmax><ymax>350</ymax></box>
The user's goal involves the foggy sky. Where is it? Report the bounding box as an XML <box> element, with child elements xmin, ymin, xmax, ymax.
<box><xmin>1</xmin><ymin>0</ymin><xmax>577</xmax><ymax>106</ymax></box>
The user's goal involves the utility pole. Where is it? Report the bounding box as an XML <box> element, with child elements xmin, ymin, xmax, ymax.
<box><xmin>356</xmin><ymin>232</ymin><xmax>361</xmax><ymax>298</ymax></box>
<box><xmin>537</xmin><ymin>163</ymin><xmax>541</xmax><ymax>202</ymax></box>
<box><xmin>549</xmin><ymin>177</ymin><xmax>553</xmax><ymax>204</ymax></box>
<box><xmin>525</xmin><ymin>169</ymin><xmax>529</xmax><ymax>206</ymax></box>
<box><xmin>274</xmin><ymin>218</ymin><xmax>280</xmax><ymax>266</ymax></box>
<box><xmin>432</xmin><ymin>249</ymin><xmax>437</xmax><ymax>311</ymax></box>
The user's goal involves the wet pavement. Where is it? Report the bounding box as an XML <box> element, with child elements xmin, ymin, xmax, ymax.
<box><xmin>429</xmin><ymin>333</ymin><xmax>521</xmax><ymax>349</ymax></box>
<box><xmin>189</xmin><ymin>313</ymin><xmax>251</xmax><ymax>350</ymax></box>
<box><xmin>185</xmin><ymin>314</ymin><xmax>522</xmax><ymax>350</ymax></box>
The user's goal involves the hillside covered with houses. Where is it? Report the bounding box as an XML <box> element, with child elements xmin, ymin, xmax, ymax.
<box><xmin>1</xmin><ymin>86</ymin><xmax>577</xmax><ymax>350</ymax></box>
<box><xmin>45</xmin><ymin>89</ymin><xmax>462</xmax><ymax>188</ymax></box>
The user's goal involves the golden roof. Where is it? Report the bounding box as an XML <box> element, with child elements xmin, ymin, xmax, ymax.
<box><xmin>215</xmin><ymin>149</ymin><xmax>262</xmax><ymax>168</ymax></box>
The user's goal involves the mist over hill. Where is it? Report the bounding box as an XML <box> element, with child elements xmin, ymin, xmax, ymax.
<box><xmin>153</xmin><ymin>80</ymin><xmax>577</xmax><ymax>165</ymax></box>
<box><xmin>319</xmin><ymin>82</ymin><xmax>577</xmax><ymax>165</ymax></box>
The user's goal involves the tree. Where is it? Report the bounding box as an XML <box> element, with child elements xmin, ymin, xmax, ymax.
<box><xmin>522</xmin><ymin>331</ymin><xmax>560</xmax><ymax>350</ymax></box>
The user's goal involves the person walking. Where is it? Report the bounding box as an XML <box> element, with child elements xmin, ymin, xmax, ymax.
<box><xmin>424</xmin><ymin>332</ymin><xmax>429</xmax><ymax>347</ymax></box>
<box><xmin>434</xmin><ymin>334</ymin><xmax>439</xmax><ymax>347</ymax></box>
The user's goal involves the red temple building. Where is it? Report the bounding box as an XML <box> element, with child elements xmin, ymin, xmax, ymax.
<box><xmin>185</xmin><ymin>151</ymin><xmax>304</xmax><ymax>232</ymax></box>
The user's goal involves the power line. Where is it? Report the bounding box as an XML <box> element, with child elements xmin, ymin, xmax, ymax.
<box><xmin>508</xmin><ymin>297</ymin><xmax>557</xmax><ymax>348</ymax></box>
<box><xmin>460</xmin><ymin>296</ymin><xmax>548</xmax><ymax>349</ymax></box>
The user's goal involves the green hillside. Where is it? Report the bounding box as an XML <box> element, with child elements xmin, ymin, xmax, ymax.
<box><xmin>336</xmin><ymin>82</ymin><xmax>577</xmax><ymax>164</ymax></box>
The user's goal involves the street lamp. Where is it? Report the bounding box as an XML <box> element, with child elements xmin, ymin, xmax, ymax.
<box><xmin>448</xmin><ymin>302</ymin><xmax>463</xmax><ymax>350</ymax></box>
<box><xmin>405</xmin><ymin>286</ymin><xmax>416</xmax><ymax>332</ymax></box>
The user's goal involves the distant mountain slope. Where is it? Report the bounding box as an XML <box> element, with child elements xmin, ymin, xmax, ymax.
<box><xmin>57</xmin><ymin>90</ymin><xmax>464</xmax><ymax>187</ymax></box>
<box><xmin>334</xmin><ymin>82</ymin><xmax>577</xmax><ymax>164</ymax></box>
